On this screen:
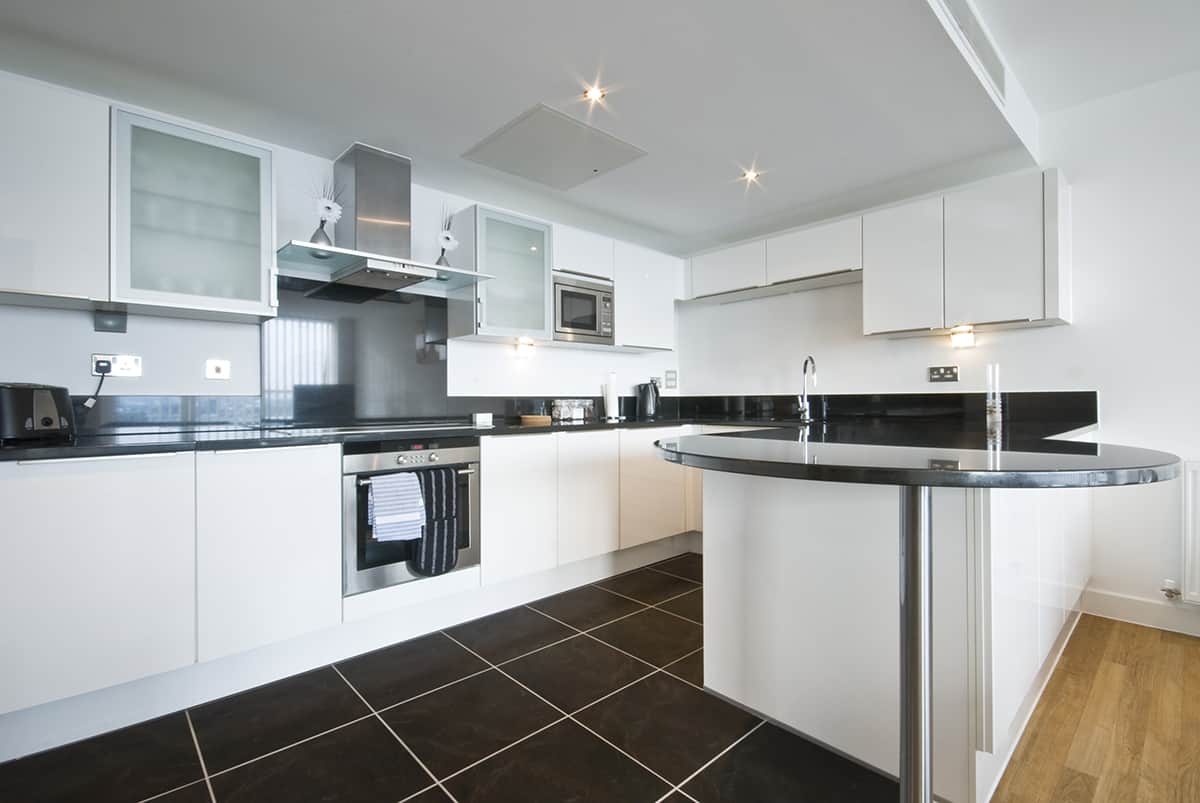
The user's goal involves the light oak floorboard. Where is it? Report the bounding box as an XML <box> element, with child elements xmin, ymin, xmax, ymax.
<box><xmin>993</xmin><ymin>614</ymin><xmax>1200</xmax><ymax>803</ymax></box>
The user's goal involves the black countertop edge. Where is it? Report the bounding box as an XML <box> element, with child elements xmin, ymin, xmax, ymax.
<box><xmin>0</xmin><ymin>413</ymin><xmax>1098</xmax><ymax>463</ymax></box>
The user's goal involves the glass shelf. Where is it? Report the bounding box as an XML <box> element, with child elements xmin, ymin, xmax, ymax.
<box><xmin>276</xmin><ymin>240</ymin><xmax>494</xmax><ymax>294</ymax></box>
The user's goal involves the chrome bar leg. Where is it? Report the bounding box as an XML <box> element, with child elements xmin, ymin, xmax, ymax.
<box><xmin>899</xmin><ymin>485</ymin><xmax>933</xmax><ymax>803</ymax></box>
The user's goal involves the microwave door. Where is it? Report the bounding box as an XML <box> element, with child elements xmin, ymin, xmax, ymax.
<box><xmin>557</xmin><ymin>286</ymin><xmax>599</xmax><ymax>335</ymax></box>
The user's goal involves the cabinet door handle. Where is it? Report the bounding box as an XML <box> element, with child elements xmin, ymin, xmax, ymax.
<box><xmin>16</xmin><ymin>451</ymin><xmax>188</xmax><ymax>466</ymax></box>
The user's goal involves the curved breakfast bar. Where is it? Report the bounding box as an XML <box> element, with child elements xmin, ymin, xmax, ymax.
<box><xmin>657</xmin><ymin>429</ymin><xmax>1180</xmax><ymax>803</ymax></box>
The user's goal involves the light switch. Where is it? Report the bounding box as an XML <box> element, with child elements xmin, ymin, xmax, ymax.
<box><xmin>205</xmin><ymin>359</ymin><xmax>231</xmax><ymax>380</ymax></box>
<box><xmin>664</xmin><ymin>370</ymin><xmax>678</xmax><ymax>389</ymax></box>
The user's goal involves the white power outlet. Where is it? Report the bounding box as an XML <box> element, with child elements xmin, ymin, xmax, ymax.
<box><xmin>205</xmin><ymin>359</ymin><xmax>232</xmax><ymax>380</ymax></box>
<box><xmin>92</xmin><ymin>354</ymin><xmax>142</xmax><ymax>377</ymax></box>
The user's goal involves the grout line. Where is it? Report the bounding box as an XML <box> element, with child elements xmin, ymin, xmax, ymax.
<box><xmin>570</xmin><ymin>667</ymin><xmax>663</xmax><ymax>716</ymax></box>
<box><xmin>591</xmin><ymin>582</ymin><xmax>700</xmax><ymax>610</ymax></box>
<box><xmin>436</xmin><ymin>714</ymin><xmax>569</xmax><ymax>784</ymax></box>
<box><xmin>657</xmin><ymin>720</ymin><xmax>766</xmax><ymax>803</ymax></box>
<box><xmin>397</xmin><ymin>783</ymin><xmax>439</xmax><ymax>803</ymax></box>
<box><xmin>443</xmin><ymin>631</ymin><xmax>677</xmax><ymax>790</ymax></box>
<box><xmin>649</xmin><ymin>596</ymin><xmax>704</xmax><ymax>628</ymax></box>
<box><xmin>184</xmin><ymin>711</ymin><xmax>216</xmax><ymax>803</ymax></box>
<box><xmin>205</xmin><ymin>711</ymin><xmax>379</xmax><ymax>778</ymax></box>
<box><xmin>135</xmin><ymin>779</ymin><xmax>212</xmax><ymax>803</ymax></box>
<box><xmin>371</xmin><ymin>666</ymin><xmax>494</xmax><ymax>716</ymax></box>
<box><xmin>525</xmin><ymin>607</ymin><xmax>662</xmax><ymax>672</ymax></box>
<box><xmin>645</xmin><ymin>565</ymin><xmax>704</xmax><ymax>585</ymax></box>
<box><xmin>330</xmin><ymin>664</ymin><xmax>460</xmax><ymax>803</ymax></box>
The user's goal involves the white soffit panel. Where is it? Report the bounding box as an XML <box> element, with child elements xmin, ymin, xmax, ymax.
<box><xmin>463</xmin><ymin>103</ymin><xmax>647</xmax><ymax>191</ymax></box>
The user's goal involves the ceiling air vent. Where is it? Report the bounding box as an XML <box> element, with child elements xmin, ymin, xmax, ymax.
<box><xmin>943</xmin><ymin>0</ymin><xmax>1006</xmax><ymax>101</ymax></box>
<box><xmin>463</xmin><ymin>104</ymin><xmax>647</xmax><ymax>191</ymax></box>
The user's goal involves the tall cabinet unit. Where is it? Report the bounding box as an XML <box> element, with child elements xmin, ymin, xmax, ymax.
<box><xmin>0</xmin><ymin>452</ymin><xmax>197</xmax><ymax>715</ymax></box>
<box><xmin>0</xmin><ymin>71</ymin><xmax>110</xmax><ymax>302</ymax></box>
<box><xmin>111</xmin><ymin>109</ymin><xmax>277</xmax><ymax>318</ymax></box>
<box><xmin>450</xmin><ymin>205</ymin><xmax>553</xmax><ymax>341</ymax></box>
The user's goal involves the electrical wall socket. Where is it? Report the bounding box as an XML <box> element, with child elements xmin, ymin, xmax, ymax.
<box><xmin>205</xmin><ymin>359</ymin><xmax>231</xmax><ymax>380</ymax></box>
<box><xmin>928</xmin><ymin>365</ymin><xmax>959</xmax><ymax>383</ymax></box>
<box><xmin>92</xmin><ymin>354</ymin><xmax>142</xmax><ymax>377</ymax></box>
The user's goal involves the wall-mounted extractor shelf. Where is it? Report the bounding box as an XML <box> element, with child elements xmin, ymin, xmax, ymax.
<box><xmin>276</xmin><ymin>240</ymin><xmax>495</xmax><ymax>298</ymax></box>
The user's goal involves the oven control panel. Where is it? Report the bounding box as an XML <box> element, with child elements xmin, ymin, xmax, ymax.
<box><xmin>395</xmin><ymin>451</ymin><xmax>441</xmax><ymax>465</ymax></box>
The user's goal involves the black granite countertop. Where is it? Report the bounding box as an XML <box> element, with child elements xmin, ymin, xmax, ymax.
<box><xmin>657</xmin><ymin>427</ymin><xmax>1179</xmax><ymax>489</ymax></box>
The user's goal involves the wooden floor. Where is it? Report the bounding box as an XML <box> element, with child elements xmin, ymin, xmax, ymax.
<box><xmin>993</xmin><ymin>614</ymin><xmax>1200</xmax><ymax>803</ymax></box>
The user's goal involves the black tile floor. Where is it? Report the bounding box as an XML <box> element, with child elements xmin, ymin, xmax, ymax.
<box><xmin>0</xmin><ymin>552</ymin><xmax>899</xmax><ymax>802</ymax></box>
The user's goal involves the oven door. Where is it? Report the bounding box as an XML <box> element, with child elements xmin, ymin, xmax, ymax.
<box><xmin>342</xmin><ymin>461</ymin><xmax>480</xmax><ymax>596</ymax></box>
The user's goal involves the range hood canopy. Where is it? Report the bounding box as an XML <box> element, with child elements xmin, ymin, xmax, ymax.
<box><xmin>276</xmin><ymin>143</ymin><xmax>493</xmax><ymax>302</ymax></box>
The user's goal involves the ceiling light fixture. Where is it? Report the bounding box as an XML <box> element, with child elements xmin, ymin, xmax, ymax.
<box><xmin>742</xmin><ymin>169</ymin><xmax>760</xmax><ymax>182</ymax></box>
<box><xmin>583</xmin><ymin>85</ymin><xmax>607</xmax><ymax>103</ymax></box>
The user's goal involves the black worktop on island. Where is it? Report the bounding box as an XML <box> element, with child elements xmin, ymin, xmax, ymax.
<box><xmin>658</xmin><ymin>427</ymin><xmax>1179</xmax><ymax>489</ymax></box>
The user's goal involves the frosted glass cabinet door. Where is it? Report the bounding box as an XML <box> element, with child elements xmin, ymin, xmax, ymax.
<box><xmin>477</xmin><ymin>209</ymin><xmax>552</xmax><ymax>339</ymax></box>
<box><xmin>112</xmin><ymin>110</ymin><xmax>275</xmax><ymax>317</ymax></box>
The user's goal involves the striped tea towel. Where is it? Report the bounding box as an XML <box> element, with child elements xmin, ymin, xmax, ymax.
<box><xmin>367</xmin><ymin>472</ymin><xmax>425</xmax><ymax>542</ymax></box>
<box><xmin>409</xmin><ymin>467</ymin><xmax>460</xmax><ymax>577</ymax></box>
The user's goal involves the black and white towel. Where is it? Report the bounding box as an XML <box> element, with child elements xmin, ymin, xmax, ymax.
<box><xmin>408</xmin><ymin>467</ymin><xmax>460</xmax><ymax>577</ymax></box>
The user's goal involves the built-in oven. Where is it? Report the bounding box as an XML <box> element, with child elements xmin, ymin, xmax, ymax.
<box><xmin>342</xmin><ymin>436</ymin><xmax>480</xmax><ymax>596</ymax></box>
<box><xmin>553</xmin><ymin>271</ymin><xmax>614</xmax><ymax>345</ymax></box>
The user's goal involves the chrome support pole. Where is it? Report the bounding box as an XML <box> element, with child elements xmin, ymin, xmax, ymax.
<box><xmin>899</xmin><ymin>485</ymin><xmax>933</xmax><ymax>803</ymax></box>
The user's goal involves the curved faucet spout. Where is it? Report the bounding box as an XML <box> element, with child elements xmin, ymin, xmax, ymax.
<box><xmin>799</xmin><ymin>355</ymin><xmax>818</xmax><ymax>422</ymax></box>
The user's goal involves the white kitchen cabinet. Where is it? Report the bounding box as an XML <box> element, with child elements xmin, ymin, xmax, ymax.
<box><xmin>614</xmin><ymin>241</ymin><xmax>682</xmax><ymax>350</ymax></box>
<box><xmin>0</xmin><ymin>70</ymin><xmax>110</xmax><ymax>302</ymax></box>
<box><xmin>111</xmin><ymin>109</ymin><xmax>276</xmax><ymax>319</ymax></box>
<box><xmin>196</xmin><ymin>444</ymin><xmax>342</xmax><ymax>662</ymax></box>
<box><xmin>0</xmin><ymin>452</ymin><xmax>196</xmax><ymax>715</ymax></box>
<box><xmin>480</xmin><ymin>434</ymin><xmax>558</xmax><ymax>583</ymax></box>
<box><xmin>619</xmin><ymin>426</ymin><xmax>687</xmax><ymax>548</ymax></box>
<box><xmin>944</xmin><ymin>171</ymin><xmax>1043</xmax><ymax>327</ymax></box>
<box><xmin>689</xmin><ymin>240</ymin><xmax>766</xmax><ymax>298</ymax></box>
<box><xmin>450</xmin><ymin>205</ymin><xmax>553</xmax><ymax>341</ymax></box>
<box><xmin>553</xmin><ymin>224</ymin><xmax>614</xmax><ymax>279</ymax></box>
<box><xmin>862</xmin><ymin>196</ymin><xmax>944</xmax><ymax>334</ymax></box>
<box><xmin>557</xmin><ymin>430</ymin><xmax>620</xmax><ymax>564</ymax></box>
<box><xmin>766</xmin><ymin>217</ymin><xmax>862</xmax><ymax>284</ymax></box>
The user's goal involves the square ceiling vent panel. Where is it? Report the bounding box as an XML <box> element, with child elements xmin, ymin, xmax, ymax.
<box><xmin>463</xmin><ymin>104</ymin><xmax>646</xmax><ymax>191</ymax></box>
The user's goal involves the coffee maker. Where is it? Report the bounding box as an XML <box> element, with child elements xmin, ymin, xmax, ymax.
<box><xmin>635</xmin><ymin>379</ymin><xmax>661</xmax><ymax>421</ymax></box>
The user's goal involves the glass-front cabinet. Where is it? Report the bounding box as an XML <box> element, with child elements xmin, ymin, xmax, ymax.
<box><xmin>449</xmin><ymin>205</ymin><xmax>552</xmax><ymax>340</ymax></box>
<box><xmin>111</xmin><ymin>109</ymin><xmax>276</xmax><ymax>318</ymax></box>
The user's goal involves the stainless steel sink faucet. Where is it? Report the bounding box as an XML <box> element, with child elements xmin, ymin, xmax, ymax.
<box><xmin>798</xmin><ymin>355</ymin><xmax>818</xmax><ymax>422</ymax></box>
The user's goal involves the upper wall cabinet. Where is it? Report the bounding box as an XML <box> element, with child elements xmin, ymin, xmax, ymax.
<box><xmin>553</xmin><ymin>224</ymin><xmax>614</xmax><ymax>280</ymax></box>
<box><xmin>690</xmin><ymin>240</ymin><xmax>767</xmax><ymax>297</ymax></box>
<box><xmin>614</xmin><ymin>241</ymin><xmax>682</xmax><ymax>350</ymax></box>
<box><xmin>0</xmin><ymin>71</ymin><xmax>110</xmax><ymax>302</ymax></box>
<box><xmin>449</xmin><ymin>205</ymin><xmax>553</xmax><ymax>341</ymax></box>
<box><xmin>944</xmin><ymin>171</ymin><xmax>1044</xmax><ymax>327</ymax></box>
<box><xmin>766</xmin><ymin>216</ymin><xmax>862</xmax><ymax>284</ymax></box>
<box><xmin>862</xmin><ymin>196</ymin><xmax>945</xmax><ymax>334</ymax></box>
<box><xmin>111</xmin><ymin>109</ymin><xmax>277</xmax><ymax>318</ymax></box>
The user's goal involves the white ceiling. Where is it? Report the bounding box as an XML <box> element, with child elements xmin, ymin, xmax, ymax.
<box><xmin>0</xmin><ymin>0</ymin><xmax>1026</xmax><ymax>254</ymax></box>
<box><xmin>973</xmin><ymin>0</ymin><xmax>1200</xmax><ymax>113</ymax></box>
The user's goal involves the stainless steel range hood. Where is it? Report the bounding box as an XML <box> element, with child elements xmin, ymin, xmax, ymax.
<box><xmin>276</xmin><ymin>143</ymin><xmax>492</xmax><ymax>302</ymax></box>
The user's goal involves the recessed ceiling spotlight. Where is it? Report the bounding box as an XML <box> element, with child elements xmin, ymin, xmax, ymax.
<box><xmin>583</xmin><ymin>84</ymin><xmax>607</xmax><ymax>103</ymax></box>
<box><xmin>742</xmin><ymin>168</ymin><xmax>760</xmax><ymax>183</ymax></box>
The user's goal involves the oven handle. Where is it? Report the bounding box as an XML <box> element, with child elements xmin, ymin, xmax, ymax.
<box><xmin>357</xmin><ymin>468</ymin><xmax>475</xmax><ymax>487</ymax></box>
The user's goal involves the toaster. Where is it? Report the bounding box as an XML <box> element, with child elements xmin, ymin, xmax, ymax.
<box><xmin>0</xmin><ymin>383</ymin><xmax>76</xmax><ymax>444</ymax></box>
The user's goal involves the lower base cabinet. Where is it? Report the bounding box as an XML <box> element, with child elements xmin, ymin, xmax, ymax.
<box><xmin>480</xmin><ymin>434</ymin><xmax>559</xmax><ymax>585</ymax></box>
<box><xmin>619</xmin><ymin>426</ymin><xmax>688</xmax><ymax>548</ymax></box>
<box><xmin>557</xmin><ymin>430</ymin><xmax>619</xmax><ymax>564</ymax></box>
<box><xmin>196</xmin><ymin>444</ymin><xmax>342</xmax><ymax>662</ymax></box>
<box><xmin>0</xmin><ymin>452</ymin><xmax>197</xmax><ymax>715</ymax></box>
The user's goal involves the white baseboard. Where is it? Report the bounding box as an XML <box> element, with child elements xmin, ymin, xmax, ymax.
<box><xmin>1081</xmin><ymin>586</ymin><xmax>1200</xmax><ymax>637</ymax></box>
<box><xmin>0</xmin><ymin>536</ymin><xmax>695</xmax><ymax>763</ymax></box>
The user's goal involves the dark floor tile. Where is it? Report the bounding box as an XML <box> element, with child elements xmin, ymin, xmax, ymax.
<box><xmin>445</xmin><ymin>606</ymin><xmax>576</xmax><ymax>664</ymax></box>
<box><xmin>381</xmin><ymin>669</ymin><xmax>560</xmax><ymax>779</ymax></box>
<box><xmin>149</xmin><ymin>780</ymin><xmax>214</xmax><ymax>801</ymax></box>
<box><xmin>0</xmin><ymin>713</ymin><xmax>203</xmax><ymax>803</ymax></box>
<box><xmin>403</xmin><ymin>786</ymin><xmax>454</xmax><ymax>802</ymax></box>
<box><xmin>209</xmin><ymin>716</ymin><xmax>430</xmax><ymax>803</ymax></box>
<box><xmin>657</xmin><ymin>588</ymin><xmax>703</xmax><ymax>623</ymax></box>
<box><xmin>575</xmin><ymin>673</ymin><xmax>759</xmax><ymax>783</ymax></box>
<box><xmin>654</xmin><ymin>552</ymin><xmax>704</xmax><ymax>583</ymax></box>
<box><xmin>527</xmin><ymin>584</ymin><xmax>645</xmax><ymax>630</ymax></box>
<box><xmin>595</xmin><ymin>568</ymin><xmax>699</xmax><ymax>605</ymax></box>
<box><xmin>504</xmin><ymin>635</ymin><xmax>654</xmax><ymax>712</ymax></box>
<box><xmin>665</xmin><ymin>649</ymin><xmax>704</xmax><ymax>687</ymax></box>
<box><xmin>443</xmin><ymin>719</ymin><xmax>669</xmax><ymax>802</ymax></box>
<box><xmin>684</xmin><ymin>722</ymin><xmax>898</xmax><ymax>803</ymax></box>
<box><xmin>590</xmin><ymin>608</ymin><xmax>703</xmax><ymax>667</ymax></box>
<box><xmin>336</xmin><ymin>631</ymin><xmax>490</xmax><ymax>710</ymax></box>
<box><xmin>189</xmin><ymin>667</ymin><xmax>369</xmax><ymax>773</ymax></box>
<box><xmin>661</xmin><ymin>794</ymin><xmax>692</xmax><ymax>802</ymax></box>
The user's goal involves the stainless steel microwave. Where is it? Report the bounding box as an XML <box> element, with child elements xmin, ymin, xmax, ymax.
<box><xmin>553</xmin><ymin>272</ymin><xmax>614</xmax><ymax>346</ymax></box>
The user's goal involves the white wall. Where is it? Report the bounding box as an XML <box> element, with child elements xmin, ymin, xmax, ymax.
<box><xmin>678</xmin><ymin>69</ymin><xmax>1200</xmax><ymax>631</ymax></box>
